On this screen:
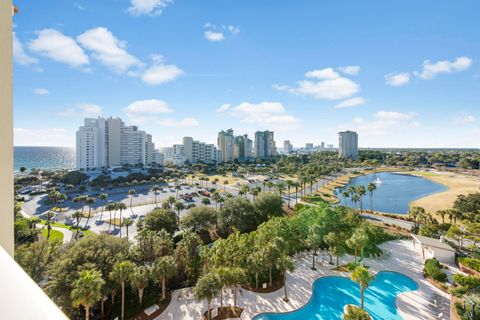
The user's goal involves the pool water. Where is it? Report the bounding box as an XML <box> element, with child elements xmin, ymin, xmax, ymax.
<box><xmin>252</xmin><ymin>271</ymin><xmax>418</xmax><ymax>320</ymax></box>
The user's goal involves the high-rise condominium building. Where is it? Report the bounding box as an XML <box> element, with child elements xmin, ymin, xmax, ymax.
<box><xmin>283</xmin><ymin>140</ymin><xmax>293</xmax><ymax>154</ymax></box>
<box><xmin>321</xmin><ymin>142</ymin><xmax>325</xmax><ymax>149</ymax></box>
<box><xmin>182</xmin><ymin>137</ymin><xmax>217</xmax><ymax>164</ymax></box>
<box><xmin>305</xmin><ymin>143</ymin><xmax>314</xmax><ymax>150</ymax></box>
<box><xmin>217</xmin><ymin>129</ymin><xmax>235</xmax><ymax>163</ymax></box>
<box><xmin>254</xmin><ymin>130</ymin><xmax>277</xmax><ymax>159</ymax></box>
<box><xmin>76</xmin><ymin>117</ymin><xmax>155</xmax><ymax>170</ymax></box>
<box><xmin>338</xmin><ymin>130</ymin><xmax>358</xmax><ymax>159</ymax></box>
<box><xmin>233</xmin><ymin>134</ymin><xmax>253</xmax><ymax>161</ymax></box>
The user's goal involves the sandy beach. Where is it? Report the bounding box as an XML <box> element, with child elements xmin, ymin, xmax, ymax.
<box><xmin>409</xmin><ymin>170</ymin><xmax>480</xmax><ymax>215</ymax></box>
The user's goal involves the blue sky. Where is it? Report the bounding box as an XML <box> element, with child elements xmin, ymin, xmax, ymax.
<box><xmin>12</xmin><ymin>0</ymin><xmax>480</xmax><ymax>148</ymax></box>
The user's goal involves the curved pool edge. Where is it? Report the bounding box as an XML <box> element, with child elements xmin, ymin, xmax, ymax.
<box><xmin>251</xmin><ymin>270</ymin><xmax>419</xmax><ymax>320</ymax></box>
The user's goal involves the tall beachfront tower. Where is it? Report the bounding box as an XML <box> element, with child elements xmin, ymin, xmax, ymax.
<box><xmin>254</xmin><ymin>130</ymin><xmax>277</xmax><ymax>159</ymax></box>
<box><xmin>76</xmin><ymin>117</ymin><xmax>155</xmax><ymax>171</ymax></box>
<box><xmin>217</xmin><ymin>129</ymin><xmax>235</xmax><ymax>163</ymax></box>
<box><xmin>338</xmin><ymin>130</ymin><xmax>358</xmax><ymax>159</ymax></box>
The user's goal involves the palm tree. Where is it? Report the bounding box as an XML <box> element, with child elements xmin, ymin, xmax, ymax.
<box><xmin>174</xmin><ymin>201</ymin><xmax>185</xmax><ymax>223</ymax></box>
<box><xmin>105</xmin><ymin>202</ymin><xmax>116</xmax><ymax>231</ymax></box>
<box><xmin>437</xmin><ymin>210</ymin><xmax>447</xmax><ymax>224</ymax></box>
<box><xmin>175</xmin><ymin>185</ymin><xmax>181</xmax><ymax>199</ymax></box>
<box><xmin>346</xmin><ymin>230</ymin><xmax>369</xmax><ymax>265</ymax></box>
<box><xmin>128</xmin><ymin>189</ymin><xmax>137</xmax><ymax>215</ymax></box>
<box><xmin>110</xmin><ymin>261</ymin><xmax>135</xmax><ymax>320</ymax></box>
<box><xmin>98</xmin><ymin>193</ymin><xmax>108</xmax><ymax>221</ymax></box>
<box><xmin>285</xmin><ymin>180</ymin><xmax>294</xmax><ymax>207</ymax></box>
<box><xmin>19</xmin><ymin>166</ymin><xmax>27</xmax><ymax>174</ymax></box>
<box><xmin>276</xmin><ymin>182</ymin><xmax>285</xmax><ymax>196</ymax></box>
<box><xmin>84</xmin><ymin>197</ymin><xmax>96</xmax><ymax>229</ymax></box>
<box><xmin>212</xmin><ymin>192</ymin><xmax>222</xmax><ymax>209</ymax></box>
<box><xmin>116</xmin><ymin>202</ymin><xmax>127</xmax><ymax>237</ymax></box>
<box><xmin>240</xmin><ymin>184</ymin><xmax>250</xmax><ymax>197</ymax></box>
<box><xmin>123</xmin><ymin>217</ymin><xmax>134</xmax><ymax>238</ymax></box>
<box><xmin>153</xmin><ymin>255</ymin><xmax>177</xmax><ymax>300</ymax></box>
<box><xmin>324</xmin><ymin>232</ymin><xmax>346</xmax><ymax>267</ymax></box>
<box><xmin>341</xmin><ymin>191</ymin><xmax>350</xmax><ymax>206</ymax></box>
<box><xmin>293</xmin><ymin>181</ymin><xmax>300</xmax><ymax>206</ymax></box>
<box><xmin>250</xmin><ymin>187</ymin><xmax>260</xmax><ymax>201</ymax></box>
<box><xmin>277</xmin><ymin>253</ymin><xmax>295</xmax><ymax>302</ymax></box>
<box><xmin>45</xmin><ymin>211</ymin><xmax>55</xmax><ymax>240</ymax></box>
<box><xmin>167</xmin><ymin>196</ymin><xmax>176</xmax><ymax>211</ymax></box>
<box><xmin>223</xmin><ymin>180</ymin><xmax>228</xmax><ymax>192</ymax></box>
<box><xmin>367</xmin><ymin>183</ymin><xmax>376</xmax><ymax>212</ymax></box>
<box><xmin>130</xmin><ymin>265</ymin><xmax>150</xmax><ymax>307</ymax></box>
<box><xmin>71</xmin><ymin>269</ymin><xmax>105</xmax><ymax>320</ymax></box>
<box><xmin>194</xmin><ymin>272</ymin><xmax>222</xmax><ymax>320</ymax></box>
<box><xmin>356</xmin><ymin>185</ymin><xmax>366</xmax><ymax>213</ymax></box>
<box><xmin>72</xmin><ymin>211</ymin><xmax>82</xmax><ymax>239</ymax></box>
<box><xmin>247</xmin><ymin>252</ymin><xmax>265</xmax><ymax>288</ymax></box>
<box><xmin>152</xmin><ymin>185</ymin><xmax>161</xmax><ymax>206</ymax></box>
<box><xmin>351</xmin><ymin>266</ymin><xmax>375</xmax><ymax>309</ymax></box>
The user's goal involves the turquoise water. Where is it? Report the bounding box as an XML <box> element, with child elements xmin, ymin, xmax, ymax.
<box><xmin>253</xmin><ymin>271</ymin><xmax>418</xmax><ymax>320</ymax></box>
<box><xmin>336</xmin><ymin>172</ymin><xmax>447</xmax><ymax>214</ymax></box>
<box><xmin>14</xmin><ymin>146</ymin><xmax>75</xmax><ymax>172</ymax></box>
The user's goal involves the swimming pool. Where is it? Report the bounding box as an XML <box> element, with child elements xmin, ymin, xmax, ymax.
<box><xmin>252</xmin><ymin>271</ymin><xmax>418</xmax><ymax>320</ymax></box>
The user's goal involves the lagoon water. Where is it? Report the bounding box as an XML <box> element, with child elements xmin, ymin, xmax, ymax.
<box><xmin>336</xmin><ymin>172</ymin><xmax>447</xmax><ymax>214</ymax></box>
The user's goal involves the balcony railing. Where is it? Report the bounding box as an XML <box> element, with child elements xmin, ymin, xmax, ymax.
<box><xmin>0</xmin><ymin>246</ymin><xmax>68</xmax><ymax>319</ymax></box>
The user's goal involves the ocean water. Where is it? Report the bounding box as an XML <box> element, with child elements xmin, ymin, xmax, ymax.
<box><xmin>14</xmin><ymin>146</ymin><xmax>75</xmax><ymax>172</ymax></box>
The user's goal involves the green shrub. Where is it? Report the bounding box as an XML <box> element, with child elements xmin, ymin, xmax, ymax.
<box><xmin>343</xmin><ymin>305</ymin><xmax>371</xmax><ymax>320</ymax></box>
<box><xmin>425</xmin><ymin>258</ymin><xmax>447</xmax><ymax>283</ymax></box>
<box><xmin>459</xmin><ymin>257</ymin><xmax>480</xmax><ymax>272</ymax></box>
<box><xmin>453</xmin><ymin>274</ymin><xmax>480</xmax><ymax>290</ymax></box>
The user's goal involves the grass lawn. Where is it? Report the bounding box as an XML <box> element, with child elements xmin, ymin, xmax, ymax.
<box><xmin>36</xmin><ymin>219</ymin><xmax>93</xmax><ymax>236</ymax></box>
<box><xmin>40</xmin><ymin>228</ymin><xmax>64</xmax><ymax>242</ymax></box>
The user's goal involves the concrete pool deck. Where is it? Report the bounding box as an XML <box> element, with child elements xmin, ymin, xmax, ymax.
<box><xmin>153</xmin><ymin>239</ymin><xmax>449</xmax><ymax>320</ymax></box>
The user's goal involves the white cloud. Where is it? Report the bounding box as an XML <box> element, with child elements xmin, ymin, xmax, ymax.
<box><xmin>28</xmin><ymin>29</ymin><xmax>89</xmax><ymax>67</ymax></box>
<box><xmin>343</xmin><ymin>110</ymin><xmax>419</xmax><ymax>137</ymax></box>
<box><xmin>58</xmin><ymin>104</ymin><xmax>102</xmax><ymax>117</ymax></box>
<box><xmin>216</xmin><ymin>103</ymin><xmax>231</xmax><ymax>113</ymax></box>
<box><xmin>14</xmin><ymin>128</ymin><xmax>72</xmax><ymax>147</ymax></box>
<box><xmin>74</xmin><ymin>2</ymin><xmax>85</xmax><ymax>10</ymax></box>
<box><xmin>278</xmin><ymin>67</ymin><xmax>360</xmax><ymax>100</ymax></box>
<box><xmin>204</xmin><ymin>31</ymin><xmax>225</xmax><ymax>42</ymax></box>
<box><xmin>77</xmin><ymin>27</ymin><xmax>141</xmax><ymax>73</ymax></box>
<box><xmin>454</xmin><ymin>115</ymin><xmax>476</xmax><ymax>124</ymax></box>
<box><xmin>219</xmin><ymin>102</ymin><xmax>300</xmax><ymax>130</ymax></box>
<box><xmin>128</xmin><ymin>0</ymin><xmax>172</xmax><ymax>16</ymax></box>
<box><xmin>385</xmin><ymin>72</ymin><xmax>410</xmax><ymax>86</ymax></box>
<box><xmin>13</xmin><ymin>32</ymin><xmax>38</xmax><ymax>65</ymax></box>
<box><xmin>123</xmin><ymin>99</ymin><xmax>173</xmax><ymax>114</ymax></box>
<box><xmin>228</xmin><ymin>25</ymin><xmax>240</xmax><ymax>35</ymax></box>
<box><xmin>33</xmin><ymin>88</ymin><xmax>49</xmax><ymax>95</ymax></box>
<box><xmin>415</xmin><ymin>56</ymin><xmax>472</xmax><ymax>80</ymax></box>
<box><xmin>375</xmin><ymin>111</ymin><xmax>416</xmax><ymax>121</ymax></box>
<box><xmin>334</xmin><ymin>97</ymin><xmax>366</xmax><ymax>109</ymax></box>
<box><xmin>338</xmin><ymin>66</ymin><xmax>360</xmax><ymax>75</ymax></box>
<box><xmin>123</xmin><ymin>99</ymin><xmax>198</xmax><ymax>127</ymax></box>
<box><xmin>141</xmin><ymin>56</ymin><xmax>184</xmax><ymax>85</ymax></box>
<box><xmin>305</xmin><ymin>68</ymin><xmax>340</xmax><ymax>80</ymax></box>
<box><xmin>204</xmin><ymin>23</ymin><xmax>239</xmax><ymax>42</ymax></box>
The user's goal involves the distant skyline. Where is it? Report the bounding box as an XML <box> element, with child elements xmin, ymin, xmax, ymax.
<box><xmin>12</xmin><ymin>0</ymin><xmax>480</xmax><ymax>148</ymax></box>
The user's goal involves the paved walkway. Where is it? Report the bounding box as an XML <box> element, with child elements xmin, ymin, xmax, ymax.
<box><xmin>154</xmin><ymin>240</ymin><xmax>449</xmax><ymax>320</ymax></box>
<box><xmin>37</xmin><ymin>224</ymin><xmax>73</xmax><ymax>244</ymax></box>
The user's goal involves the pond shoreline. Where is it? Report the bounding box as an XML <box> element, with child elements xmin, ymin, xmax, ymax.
<box><xmin>329</xmin><ymin>169</ymin><xmax>450</xmax><ymax>216</ymax></box>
